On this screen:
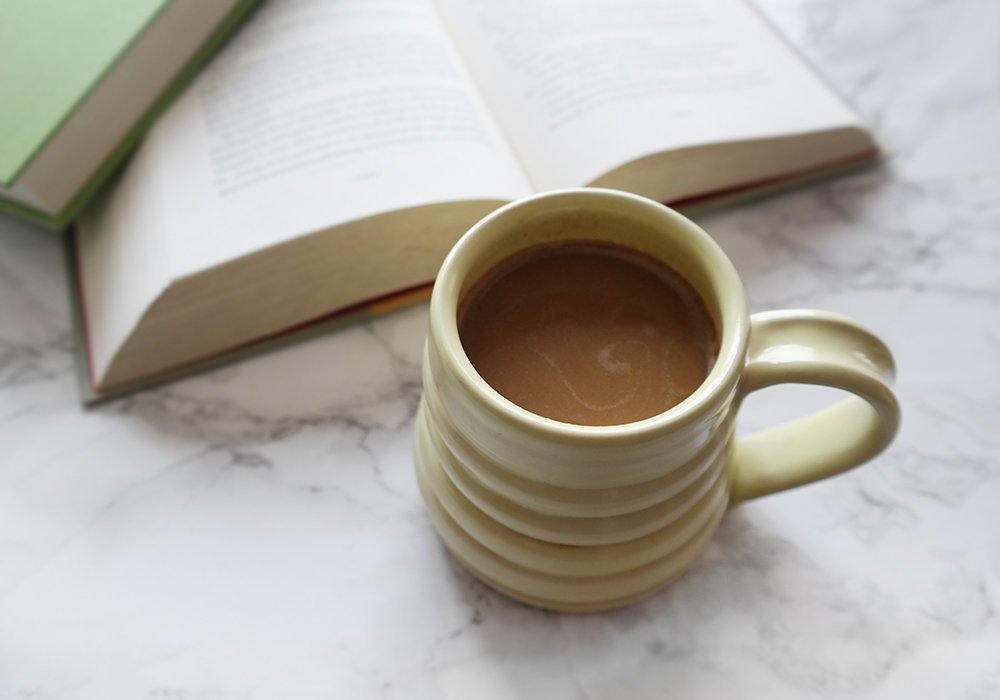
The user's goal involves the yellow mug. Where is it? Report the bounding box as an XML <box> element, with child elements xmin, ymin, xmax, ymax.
<box><xmin>414</xmin><ymin>188</ymin><xmax>900</xmax><ymax>612</ymax></box>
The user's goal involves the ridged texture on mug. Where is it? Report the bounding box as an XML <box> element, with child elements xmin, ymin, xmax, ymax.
<box><xmin>415</xmin><ymin>341</ymin><xmax>741</xmax><ymax>610</ymax></box>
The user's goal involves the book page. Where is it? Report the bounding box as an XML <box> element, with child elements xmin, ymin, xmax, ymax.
<box><xmin>78</xmin><ymin>0</ymin><xmax>533</xmax><ymax>383</ymax></box>
<box><xmin>99</xmin><ymin>0</ymin><xmax>532</xmax><ymax>279</ymax></box>
<box><xmin>433</xmin><ymin>0</ymin><xmax>866</xmax><ymax>190</ymax></box>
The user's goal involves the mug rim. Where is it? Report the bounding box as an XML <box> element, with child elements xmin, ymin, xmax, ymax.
<box><xmin>430</xmin><ymin>188</ymin><xmax>750</xmax><ymax>442</ymax></box>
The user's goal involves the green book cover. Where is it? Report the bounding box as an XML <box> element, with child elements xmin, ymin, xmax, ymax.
<box><xmin>0</xmin><ymin>0</ymin><xmax>169</xmax><ymax>184</ymax></box>
<box><xmin>0</xmin><ymin>0</ymin><xmax>260</xmax><ymax>229</ymax></box>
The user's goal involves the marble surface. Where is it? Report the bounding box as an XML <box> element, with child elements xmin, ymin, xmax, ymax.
<box><xmin>2</xmin><ymin>0</ymin><xmax>999</xmax><ymax>697</ymax></box>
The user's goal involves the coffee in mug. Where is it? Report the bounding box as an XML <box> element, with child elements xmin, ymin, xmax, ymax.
<box><xmin>458</xmin><ymin>242</ymin><xmax>717</xmax><ymax>426</ymax></box>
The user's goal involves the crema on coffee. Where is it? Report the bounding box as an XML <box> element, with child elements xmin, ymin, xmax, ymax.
<box><xmin>458</xmin><ymin>242</ymin><xmax>717</xmax><ymax>426</ymax></box>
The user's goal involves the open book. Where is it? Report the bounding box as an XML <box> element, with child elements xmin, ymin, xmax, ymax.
<box><xmin>74</xmin><ymin>0</ymin><xmax>878</xmax><ymax>401</ymax></box>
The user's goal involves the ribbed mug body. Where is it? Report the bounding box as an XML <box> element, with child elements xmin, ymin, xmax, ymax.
<box><xmin>415</xmin><ymin>341</ymin><xmax>741</xmax><ymax>611</ymax></box>
<box><xmin>413</xmin><ymin>189</ymin><xmax>750</xmax><ymax>611</ymax></box>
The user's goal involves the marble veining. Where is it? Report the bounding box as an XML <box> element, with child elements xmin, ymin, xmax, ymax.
<box><xmin>2</xmin><ymin>0</ymin><xmax>999</xmax><ymax>697</ymax></box>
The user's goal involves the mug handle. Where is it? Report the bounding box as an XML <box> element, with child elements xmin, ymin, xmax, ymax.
<box><xmin>728</xmin><ymin>310</ymin><xmax>900</xmax><ymax>505</ymax></box>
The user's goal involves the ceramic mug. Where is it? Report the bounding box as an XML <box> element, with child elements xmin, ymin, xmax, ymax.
<box><xmin>414</xmin><ymin>188</ymin><xmax>900</xmax><ymax>612</ymax></box>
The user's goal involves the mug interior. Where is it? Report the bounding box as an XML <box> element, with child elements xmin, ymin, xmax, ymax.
<box><xmin>431</xmin><ymin>188</ymin><xmax>749</xmax><ymax>438</ymax></box>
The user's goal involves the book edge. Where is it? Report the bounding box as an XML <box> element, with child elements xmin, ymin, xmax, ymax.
<box><xmin>70</xmin><ymin>266</ymin><xmax>434</xmax><ymax>406</ymax></box>
<box><xmin>667</xmin><ymin>146</ymin><xmax>880</xmax><ymax>212</ymax></box>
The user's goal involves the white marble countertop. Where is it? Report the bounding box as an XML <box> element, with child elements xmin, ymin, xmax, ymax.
<box><xmin>2</xmin><ymin>0</ymin><xmax>999</xmax><ymax>697</ymax></box>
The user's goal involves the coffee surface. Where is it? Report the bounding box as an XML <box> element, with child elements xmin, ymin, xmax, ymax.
<box><xmin>458</xmin><ymin>242</ymin><xmax>717</xmax><ymax>426</ymax></box>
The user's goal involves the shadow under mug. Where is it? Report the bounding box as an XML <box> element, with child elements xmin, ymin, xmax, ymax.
<box><xmin>414</xmin><ymin>188</ymin><xmax>900</xmax><ymax>612</ymax></box>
